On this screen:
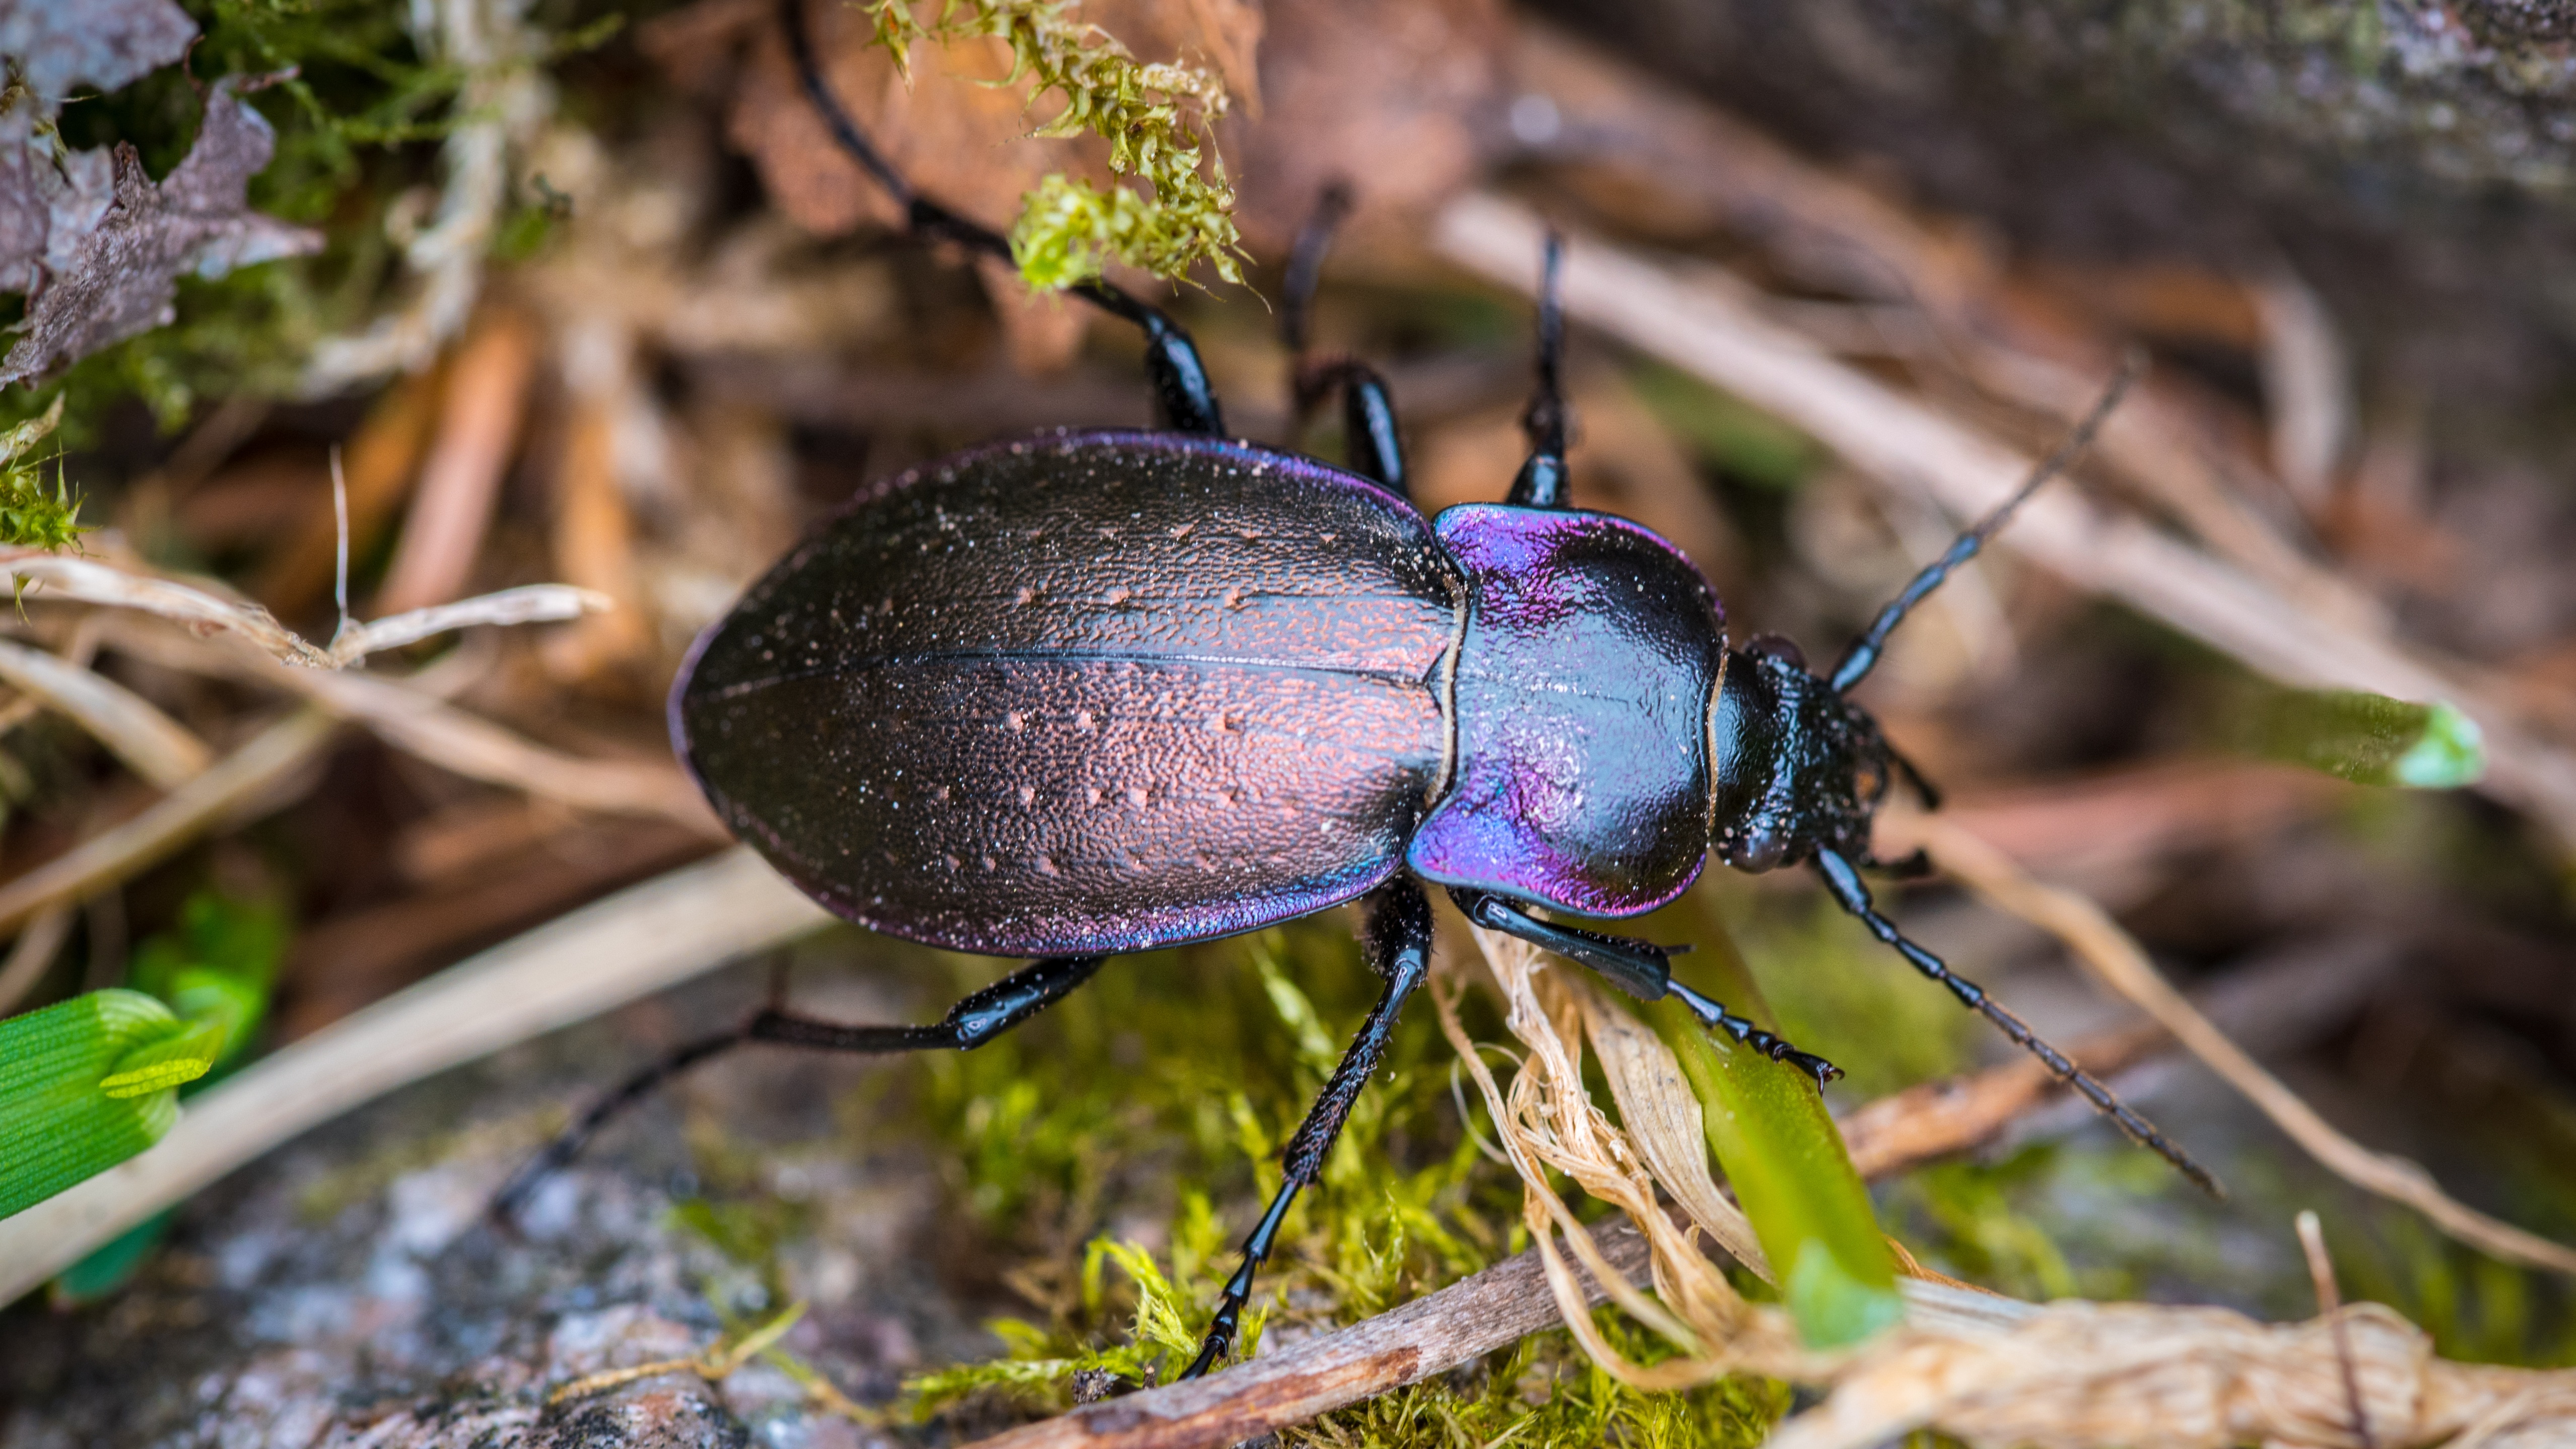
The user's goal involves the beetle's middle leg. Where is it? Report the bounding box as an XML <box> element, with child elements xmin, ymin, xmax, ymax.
<box><xmin>780</xmin><ymin>0</ymin><xmax>1224</xmax><ymax>436</ymax></box>
<box><xmin>1180</xmin><ymin>877</ymin><xmax>1433</xmax><ymax>1380</ymax></box>
<box><xmin>1450</xmin><ymin>888</ymin><xmax>1842</xmax><ymax>1085</ymax></box>
<box><xmin>491</xmin><ymin>952</ymin><xmax>1107</xmax><ymax>1220</ymax></box>
<box><xmin>1278</xmin><ymin>184</ymin><xmax>1409</xmax><ymax>499</ymax></box>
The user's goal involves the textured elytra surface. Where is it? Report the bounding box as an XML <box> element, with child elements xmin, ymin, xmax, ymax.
<box><xmin>1407</xmin><ymin>506</ymin><xmax>1729</xmax><ymax>918</ymax></box>
<box><xmin>678</xmin><ymin>431</ymin><xmax>1460</xmax><ymax>956</ymax></box>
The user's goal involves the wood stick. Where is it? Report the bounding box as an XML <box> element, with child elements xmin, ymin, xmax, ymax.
<box><xmin>962</xmin><ymin>1221</ymin><xmax>1655</xmax><ymax>1449</ymax></box>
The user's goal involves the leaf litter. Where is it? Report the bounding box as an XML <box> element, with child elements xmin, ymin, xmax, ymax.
<box><xmin>0</xmin><ymin>78</ymin><xmax>321</xmax><ymax>388</ymax></box>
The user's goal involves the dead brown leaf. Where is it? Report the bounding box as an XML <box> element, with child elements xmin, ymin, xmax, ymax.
<box><xmin>0</xmin><ymin>80</ymin><xmax>321</xmax><ymax>386</ymax></box>
<box><xmin>0</xmin><ymin>0</ymin><xmax>196</xmax><ymax>106</ymax></box>
<box><xmin>1228</xmin><ymin>0</ymin><xmax>1511</xmax><ymax>252</ymax></box>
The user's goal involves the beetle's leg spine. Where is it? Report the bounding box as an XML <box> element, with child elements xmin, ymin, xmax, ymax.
<box><xmin>1812</xmin><ymin>848</ymin><xmax>2223</xmax><ymax>1196</ymax></box>
<box><xmin>491</xmin><ymin>953</ymin><xmax>1108</xmax><ymax>1222</ymax></box>
<box><xmin>778</xmin><ymin>0</ymin><xmax>1225</xmax><ymax>436</ymax></box>
<box><xmin>1182</xmin><ymin>881</ymin><xmax>1434</xmax><ymax>1381</ymax></box>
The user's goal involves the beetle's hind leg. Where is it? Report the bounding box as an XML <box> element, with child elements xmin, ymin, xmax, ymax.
<box><xmin>779</xmin><ymin>0</ymin><xmax>1224</xmax><ymax>436</ymax></box>
<box><xmin>1810</xmin><ymin>846</ymin><xmax>2223</xmax><ymax>1194</ymax></box>
<box><xmin>490</xmin><ymin>952</ymin><xmax>1108</xmax><ymax>1221</ymax></box>
<box><xmin>1449</xmin><ymin>889</ymin><xmax>1840</xmax><ymax>1085</ymax></box>
<box><xmin>1279</xmin><ymin>184</ymin><xmax>1409</xmax><ymax>498</ymax></box>
<box><xmin>1182</xmin><ymin>879</ymin><xmax>1434</xmax><ymax>1379</ymax></box>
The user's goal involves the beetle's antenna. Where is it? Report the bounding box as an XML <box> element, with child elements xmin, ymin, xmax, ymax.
<box><xmin>1506</xmin><ymin>231</ymin><xmax>1571</xmax><ymax>508</ymax></box>
<box><xmin>1827</xmin><ymin>351</ymin><xmax>2145</xmax><ymax>694</ymax></box>
<box><xmin>1814</xmin><ymin>847</ymin><xmax>2221</xmax><ymax>1195</ymax></box>
<box><xmin>779</xmin><ymin>0</ymin><xmax>1224</xmax><ymax>436</ymax></box>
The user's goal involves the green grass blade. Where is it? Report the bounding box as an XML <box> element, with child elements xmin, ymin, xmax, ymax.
<box><xmin>2234</xmin><ymin>684</ymin><xmax>2486</xmax><ymax>788</ymax></box>
<box><xmin>1642</xmin><ymin>926</ymin><xmax>1901</xmax><ymax>1349</ymax></box>
<box><xmin>0</xmin><ymin>990</ymin><xmax>199</xmax><ymax>1221</ymax></box>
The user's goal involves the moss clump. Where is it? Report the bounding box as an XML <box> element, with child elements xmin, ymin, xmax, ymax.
<box><xmin>836</xmin><ymin>920</ymin><xmax>1787</xmax><ymax>1444</ymax></box>
<box><xmin>859</xmin><ymin>0</ymin><xmax>1248</xmax><ymax>289</ymax></box>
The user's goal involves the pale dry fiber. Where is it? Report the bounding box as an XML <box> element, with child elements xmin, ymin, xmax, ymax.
<box><xmin>0</xmin><ymin>848</ymin><xmax>831</xmax><ymax>1304</ymax></box>
<box><xmin>0</xmin><ymin>543</ymin><xmax>605</xmax><ymax>669</ymax></box>
<box><xmin>0</xmin><ymin>635</ymin><xmax>210</xmax><ymax>788</ymax></box>
<box><xmin>1882</xmin><ymin>809</ymin><xmax>2576</xmax><ymax>1277</ymax></box>
<box><xmin>1429</xmin><ymin>191</ymin><xmax>2576</xmax><ymax>853</ymax></box>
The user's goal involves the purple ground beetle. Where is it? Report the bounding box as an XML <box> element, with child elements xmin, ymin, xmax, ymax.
<box><xmin>498</xmin><ymin>0</ymin><xmax>2207</xmax><ymax>1380</ymax></box>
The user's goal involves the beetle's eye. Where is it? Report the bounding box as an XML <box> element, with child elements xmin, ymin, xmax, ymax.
<box><xmin>1745</xmin><ymin>634</ymin><xmax>1807</xmax><ymax>670</ymax></box>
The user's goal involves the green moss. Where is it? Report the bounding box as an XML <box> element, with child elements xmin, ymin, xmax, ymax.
<box><xmin>800</xmin><ymin>920</ymin><xmax>1793</xmax><ymax>1440</ymax></box>
<box><xmin>859</xmin><ymin>0</ymin><xmax>1247</xmax><ymax>289</ymax></box>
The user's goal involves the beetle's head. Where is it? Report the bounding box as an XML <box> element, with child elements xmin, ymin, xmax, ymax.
<box><xmin>1708</xmin><ymin>635</ymin><xmax>1895</xmax><ymax>874</ymax></box>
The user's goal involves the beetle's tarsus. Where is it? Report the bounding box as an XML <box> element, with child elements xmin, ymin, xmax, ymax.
<box><xmin>1666</xmin><ymin>980</ymin><xmax>1840</xmax><ymax>1086</ymax></box>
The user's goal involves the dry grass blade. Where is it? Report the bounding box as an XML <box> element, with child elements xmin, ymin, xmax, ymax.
<box><xmin>0</xmin><ymin>848</ymin><xmax>829</xmax><ymax>1302</ymax></box>
<box><xmin>1428</xmin><ymin>192</ymin><xmax>2576</xmax><ymax>853</ymax></box>
<box><xmin>0</xmin><ymin>549</ymin><xmax>606</xmax><ymax>671</ymax></box>
<box><xmin>0</xmin><ymin>710</ymin><xmax>337</xmax><ymax>940</ymax></box>
<box><xmin>1884</xmin><ymin>809</ymin><xmax>2576</xmax><ymax>1277</ymax></box>
<box><xmin>326</xmin><ymin>584</ymin><xmax>609</xmax><ymax>664</ymax></box>
<box><xmin>1764</xmin><ymin>1298</ymin><xmax>2570</xmax><ymax>1449</ymax></box>
<box><xmin>1</xmin><ymin>549</ymin><xmax>336</xmax><ymax>667</ymax></box>
<box><xmin>0</xmin><ymin>905</ymin><xmax>72</xmax><ymax>1015</ymax></box>
<box><xmin>0</xmin><ymin>637</ymin><xmax>211</xmax><ymax>788</ymax></box>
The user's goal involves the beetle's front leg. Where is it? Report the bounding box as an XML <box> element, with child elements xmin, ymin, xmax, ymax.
<box><xmin>1180</xmin><ymin>879</ymin><xmax>1433</xmax><ymax>1379</ymax></box>
<box><xmin>1450</xmin><ymin>889</ymin><xmax>1841</xmax><ymax>1086</ymax></box>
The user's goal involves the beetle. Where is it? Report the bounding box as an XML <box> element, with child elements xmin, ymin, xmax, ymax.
<box><xmin>500</xmin><ymin>0</ymin><xmax>2206</xmax><ymax>1381</ymax></box>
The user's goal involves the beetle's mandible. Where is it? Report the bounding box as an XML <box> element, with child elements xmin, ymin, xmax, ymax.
<box><xmin>499</xmin><ymin>0</ymin><xmax>2208</xmax><ymax>1383</ymax></box>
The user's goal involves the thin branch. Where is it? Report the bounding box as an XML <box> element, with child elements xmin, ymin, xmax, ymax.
<box><xmin>0</xmin><ymin>548</ymin><xmax>607</xmax><ymax>671</ymax></box>
<box><xmin>0</xmin><ymin>848</ymin><xmax>830</xmax><ymax>1302</ymax></box>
